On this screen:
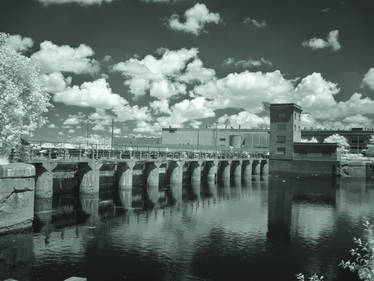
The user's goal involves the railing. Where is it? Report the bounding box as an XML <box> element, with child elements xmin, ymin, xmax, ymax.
<box><xmin>12</xmin><ymin>141</ymin><xmax>269</xmax><ymax>162</ymax></box>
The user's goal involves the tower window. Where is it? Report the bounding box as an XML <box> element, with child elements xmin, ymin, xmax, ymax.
<box><xmin>276</xmin><ymin>147</ymin><xmax>286</xmax><ymax>155</ymax></box>
<box><xmin>276</xmin><ymin>136</ymin><xmax>286</xmax><ymax>143</ymax></box>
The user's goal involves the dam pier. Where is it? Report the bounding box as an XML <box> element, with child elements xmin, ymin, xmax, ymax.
<box><xmin>0</xmin><ymin>148</ymin><xmax>268</xmax><ymax>235</ymax></box>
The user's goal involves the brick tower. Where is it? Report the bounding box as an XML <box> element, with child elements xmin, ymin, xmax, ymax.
<box><xmin>269</xmin><ymin>103</ymin><xmax>302</xmax><ymax>160</ymax></box>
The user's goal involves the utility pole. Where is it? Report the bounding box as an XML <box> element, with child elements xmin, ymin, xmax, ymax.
<box><xmin>111</xmin><ymin>118</ymin><xmax>114</xmax><ymax>150</ymax></box>
<box><xmin>86</xmin><ymin>120</ymin><xmax>89</xmax><ymax>148</ymax></box>
<box><xmin>215</xmin><ymin>121</ymin><xmax>218</xmax><ymax>154</ymax></box>
<box><xmin>197</xmin><ymin>128</ymin><xmax>200</xmax><ymax>149</ymax></box>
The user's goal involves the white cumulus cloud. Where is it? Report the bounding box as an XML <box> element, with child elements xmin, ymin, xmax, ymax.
<box><xmin>194</xmin><ymin>70</ymin><xmax>294</xmax><ymax>113</ymax></box>
<box><xmin>222</xmin><ymin>57</ymin><xmax>272</xmax><ymax>68</ymax></box>
<box><xmin>167</xmin><ymin>3</ymin><xmax>220</xmax><ymax>35</ymax></box>
<box><xmin>302</xmin><ymin>30</ymin><xmax>341</xmax><ymax>51</ymax></box>
<box><xmin>39</xmin><ymin>72</ymin><xmax>72</xmax><ymax>93</ymax></box>
<box><xmin>363</xmin><ymin>68</ymin><xmax>374</xmax><ymax>90</ymax></box>
<box><xmin>63</xmin><ymin>113</ymin><xmax>85</xmax><ymax>126</ymax></box>
<box><xmin>112</xmin><ymin>47</ymin><xmax>215</xmax><ymax>99</ymax></box>
<box><xmin>157</xmin><ymin>97</ymin><xmax>215</xmax><ymax>128</ymax></box>
<box><xmin>31</xmin><ymin>41</ymin><xmax>99</xmax><ymax>74</ymax></box>
<box><xmin>243</xmin><ymin>17</ymin><xmax>267</xmax><ymax>28</ymax></box>
<box><xmin>54</xmin><ymin>78</ymin><xmax>151</xmax><ymax>125</ymax></box>
<box><xmin>54</xmin><ymin>78</ymin><xmax>125</xmax><ymax>109</ymax></box>
<box><xmin>218</xmin><ymin>111</ymin><xmax>270</xmax><ymax>129</ymax></box>
<box><xmin>5</xmin><ymin>34</ymin><xmax>34</xmax><ymax>53</ymax></box>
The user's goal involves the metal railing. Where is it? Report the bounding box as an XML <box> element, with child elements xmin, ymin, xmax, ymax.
<box><xmin>13</xmin><ymin>140</ymin><xmax>268</xmax><ymax>162</ymax></box>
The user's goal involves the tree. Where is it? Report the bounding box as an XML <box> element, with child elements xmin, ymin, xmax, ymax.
<box><xmin>340</xmin><ymin>219</ymin><xmax>374</xmax><ymax>281</ymax></box>
<box><xmin>297</xmin><ymin>218</ymin><xmax>374</xmax><ymax>281</ymax></box>
<box><xmin>0</xmin><ymin>33</ymin><xmax>51</xmax><ymax>160</ymax></box>
<box><xmin>301</xmin><ymin>137</ymin><xmax>318</xmax><ymax>143</ymax></box>
<box><xmin>369</xmin><ymin>135</ymin><xmax>374</xmax><ymax>145</ymax></box>
<box><xmin>323</xmin><ymin>134</ymin><xmax>350</xmax><ymax>153</ymax></box>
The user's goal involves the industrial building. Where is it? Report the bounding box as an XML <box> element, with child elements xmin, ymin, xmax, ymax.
<box><xmin>301</xmin><ymin>128</ymin><xmax>374</xmax><ymax>153</ymax></box>
<box><xmin>112</xmin><ymin>121</ymin><xmax>374</xmax><ymax>155</ymax></box>
<box><xmin>161</xmin><ymin>127</ymin><xmax>269</xmax><ymax>152</ymax></box>
<box><xmin>269</xmin><ymin>103</ymin><xmax>339</xmax><ymax>176</ymax></box>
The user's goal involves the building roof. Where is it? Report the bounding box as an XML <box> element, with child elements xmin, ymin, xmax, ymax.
<box><xmin>294</xmin><ymin>142</ymin><xmax>338</xmax><ymax>147</ymax></box>
<box><xmin>269</xmin><ymin>103</ymin><xmax>302</xmax><ymax>112</ymax></box>
<box><xmin>302</xmin><ymin>128</ymin><xmax>374</xmax><ymax>135</ymax></box>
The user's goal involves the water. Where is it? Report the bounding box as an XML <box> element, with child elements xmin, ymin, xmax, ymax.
<box><xmin>1</xmin><ymin>176</ymin><xmax>374</xmax><ymax>281</ymax></box>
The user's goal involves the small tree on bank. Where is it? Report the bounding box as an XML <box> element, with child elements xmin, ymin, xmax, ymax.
<box><xmin>0</xmin><ymin>33</ymin><xmax>51</xmax><ymax>161</ymax></box>
<box><xmin>364</xmin><ymin>135</ymin><xmax>374</xmax><ymax>157</ymax></box>
<box><xmin>323</xmin><ymin>134</ymin><xmax>350</xmax><ymax>154</ymax></box>
<box><xmin>297</xmin><ymin>218</ymin><xmax>374</xmax><ymax>281</ymax></box>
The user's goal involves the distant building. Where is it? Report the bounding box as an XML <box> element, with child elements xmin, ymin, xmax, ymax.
<box><xmin>113</xmin><ymin>136</ymin><xmax>162</xmax><ymax>147</ymax></box>
<box><xmin>161</xmin><ymin>127</ymin><xmax>269</xmax><ymax>152</ymax></box>
<box><xmin>269</xmin><ymin>103</ymin><xmax>339</xmax><ymax>177</ymax></box>
<box><xmin>302</xmin><ymin>128</ymin><xmax>374</xmax><ymax>153</ymax></box>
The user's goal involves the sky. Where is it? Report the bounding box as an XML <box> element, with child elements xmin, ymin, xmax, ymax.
<box><xmin>1</xmin><ymin>0</ymin><xmax>374</xmax><ymax>143</ymax></box>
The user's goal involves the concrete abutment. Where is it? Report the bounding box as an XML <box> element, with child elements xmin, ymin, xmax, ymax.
<box><xmin>219</xmin><ymin>160</ymin><xmax>231</xmax><ymax>182</ymax></box>
<box><xmin>78</xmin><ymin>161</ymin><xmax>103</xmax><ymax>194</ymax></box>
<box><xmin>35</xmin><ymin>162</ymin><xmax>57</xmax><ymax>198</ymax></box>
<box><xmin>144</xmin><ymin>162</ymin><xmax>161</xmax><ymax>208</ymax></box>
<box><xmin>117</xmin><ymin>161</ymin><xmax>136</xmax><ymax>209</ymax></box>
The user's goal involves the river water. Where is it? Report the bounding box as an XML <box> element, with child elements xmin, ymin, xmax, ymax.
<box><xmin>1</xmin><ymin>176</ymin><xmax>374</xmax><ymax>281</ymax></box>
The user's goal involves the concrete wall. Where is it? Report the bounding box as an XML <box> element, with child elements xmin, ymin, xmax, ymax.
<box><xmin>0</xmin><ymin>163</ymin><xmax>35</xmax><ymax>235</ymax></box>
<box><xmin>339</xmin><ymin>161</ymin><xmax>368</xmax><ymax>178</ymax></box>
<box><xmin>293</xmin><ymin>152</ymin><xmax>338</xmax><ymax>161</ymax></box>
<box><xmin>269</xmin><ymin>159</ymin><xmax>338</xmax><ymax>177</ymax></box>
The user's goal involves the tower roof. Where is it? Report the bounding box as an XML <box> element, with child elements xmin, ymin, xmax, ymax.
<box><xmin>269</xmin><ymin>103</ymin><xmax>302</xmax><ymax>112</ymax></box>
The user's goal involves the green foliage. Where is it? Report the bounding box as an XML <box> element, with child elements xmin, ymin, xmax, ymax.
<box><xmin>340</xmin><ymin>218</ymin><xmax>374</xmax><ymax>281</ymax></box>
<box><xmin>297</xmin><ymin>218</ymin><xmax>374</xmax><ymax>281</ymax></box>
<box><xmin>296</xmin><ymin>273</ymin><xmax>324</xmax><ymax>281</ymax></box>
<box><xmin>0</xmin><ymin>32</ymin><xmax>51</xmax><ymax>158</ymax></box>
<box><xmin>369</xmin><ymin>135</ymin><xmax>374</xmax><ymax>145</ymax></box>
<box><xmin>323</xmin><ymin>134</ymin><xmax>350</xmax><ymax>154</ymax></box>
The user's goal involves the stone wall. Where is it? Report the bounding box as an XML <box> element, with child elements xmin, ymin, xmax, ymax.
<box><xmin>0</xmin><ymin>163</ymin><xmax>35</xmax><ymax>235</ymax></box>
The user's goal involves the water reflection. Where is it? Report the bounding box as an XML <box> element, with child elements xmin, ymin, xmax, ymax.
<box><xmin>0</xmin><ymin>232</ymin><xmax>32</xmax><ymax>281</ymax></box>
<box><xmin>189</xmin><ymin>180</ymin><xmax>201</xmax><ymax>201</ymax></box>
<box><xmin>267</xmin><ymin>176</ymin><xmax>337</xmax><ymax>241</ymax></box>
<box><xmin>2</xmin><ymin>176</ymin><xmax>374</xmax><ymax>281</ymax></box>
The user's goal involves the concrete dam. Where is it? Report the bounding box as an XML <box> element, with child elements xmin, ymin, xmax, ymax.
<box><xmin>0</xmin><ymin>149</ymin><xmax>269</xmax><ymax>235</ymax></box>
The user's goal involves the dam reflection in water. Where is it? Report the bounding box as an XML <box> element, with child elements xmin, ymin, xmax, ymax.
<box><xmin>1</xmin><ymin>176</ymin><xmax>374</xmax><ymax>281</ymax></box>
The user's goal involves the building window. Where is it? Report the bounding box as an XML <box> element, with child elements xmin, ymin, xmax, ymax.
<box><xmin>276</xmin><ymin>147</ymin><xmax>286</xmax><ymax>155</ymax></box>
<box><xmin>277</xmin><ymin>124</ymin><xmax>286</xmax><ymax>130</ymax></box>
<box><xmin>219</xmin><ymin>138</ymin><xmax>226</xmax><ymax>141</ymax></box>
<box><xmin>276</xmin><ymin>136</ymin><xmax>286</xmax><ymax>143</ymax></box>
<box><xmin>278</xmin><ymin>112</ymin><xmax>286</xmax><ymax>118</ymax></box>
